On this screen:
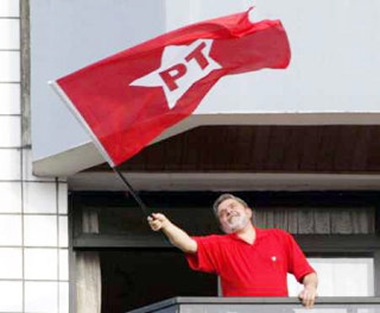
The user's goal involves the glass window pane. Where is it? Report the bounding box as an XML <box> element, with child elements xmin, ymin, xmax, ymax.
<box><xmin>288</xmin><ymin>257</ymin><xmax>374</xmax><ymax>296</ymax></box>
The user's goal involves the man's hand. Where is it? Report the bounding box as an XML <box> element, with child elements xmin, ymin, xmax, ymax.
<box><xmin>147</xmin><ymin>212</ymin><xmax>197</xmax><ymax>253</ymax></box>
<box><xmin>299</xmin><ymin>272</ymin><xmax>318</xmax><ymax>309</ymax></box>
<box><xmin>147</xmin><ymin>213</ymin><xmax>171</xmax><ymax>231</ymax></box>
<box><xmin>298</xmin><ymin>286</ymin><xmax>317</xmax><ymax>308</ymax></box>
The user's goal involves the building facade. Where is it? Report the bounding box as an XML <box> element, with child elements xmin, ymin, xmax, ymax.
<box><xmin>0</xmin><ymin>1</ymin><xmax>69</xmax><ymax>312</ymax></box>
<box><xmin>1</xmin><ymin>1</ymin><xmax>380</xmax><ymax>313</ymax></box>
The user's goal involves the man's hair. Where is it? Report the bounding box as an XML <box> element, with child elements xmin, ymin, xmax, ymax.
<box><xmin>212</xmin><ymin>193</ymin><xmax>250</xmax><ymax>216</ymax></box>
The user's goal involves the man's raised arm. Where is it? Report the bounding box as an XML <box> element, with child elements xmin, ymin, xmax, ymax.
<box><xmin>147</xmin><ymin>213</ymin><xmax>198</xmax><ymax>253</ymax></box>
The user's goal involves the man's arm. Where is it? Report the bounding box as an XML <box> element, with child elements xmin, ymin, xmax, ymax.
<box><xmin>299</xmin><ymin>272</ymin><xmax>318</xmax><ymax>308</ymax></box>
<box><xmin>147</xmin><ymin>213</ymin><xmax>198</xmax><ymax>253</ymax></box>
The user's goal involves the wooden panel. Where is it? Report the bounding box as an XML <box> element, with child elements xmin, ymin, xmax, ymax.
<box><xmin>250</xmin><ymin>126</ymin><xmax>272</xmax><ymax>171</ymax></box>
<box><xmin>179</xmin><ymin>129</ymin><xmax>200</xmax><ymax>171</ymax></box>
<box><xmin>330</xmin><ymin>210</ymin><xmax>353</xmax><ymax>234</ymax></box>
<box><xmin>163</xmin><ymin>135</ymin><xmax>184</xmax><ymax>171</ymax></box>
<box><xmin>333</xmin><ymin>126</ymin><xmax>359</xmax><ymax>172</ymax></box>
<box><xmin>207</xmin><ymin>127</ymin><xmax>235</xmax><ymax>170</ymax></box>
<box><xmin>256</xmin><ymin>207</ymin><xmax>299</xmax><ymax>233</ymax></box>
<box><xmin>256</xmin><ymin>209</ymin><xmax>275</xmax><ymax>229</ymax></box>
<box><xmin>93</xmin><ymin>125</ymin><xmax>380</xmax><ymax>174</ymax></box>
<box><xmin>272</xmin><ymin>208</ymin><xmax>286</xmax><ymax>229</ymax></box>
<box><xmin>246</xmin><ymin>126</ymin><xmax>258</xmax><ymax>169</ymax></box>
<box><xmin>200</xmin><ymin>128</ymin><xmax>220</xmax><ymax>170</ymax></box>
<box><xmin>282</xmin><ymin>127</ymin><xmax>303</xmax><ymax>171</ymax></box>
<box><xmin>298</xmin><ymin>126</ymin><xmax>322</xmax><ymax>171</ymax></box>
<box><xmin>351</xmin><ymin>126</ymin><xmax>372</xmax><ymax>171</ymax></box>
<box><xmin>144</xmin><ymin>141</ymin><xmax>166</xmax><ymax>171</ymax></box>
<box><xmin>315</xmin><ymin>126</ymin><xmax>339</xmax><ymax>172</ymax></box>
<box><xmin>264</xmin><ymin>127</ymin><xmax>288</xmax><ymax>171</ymax></box>
<box><xmin>351</xmin><ymin>207</ymin><xmax>375</xmax><ymax>234</ymax></box>
<box><xmin>313</xmin><ymin>209</ymin><xmax>331</xmax><ymax>234</ymax></box>
<box><xmin>255</xmin><ymin>206</ymin><xmax>374</xmax><ymax>235</ymax></box>
<box><xmin>232</xmin><ymin>127</ymin><xmax>255</xmax><ymax>170</ymax></box>
<box><xmin>297</xmin><ymin>208</ymin><xmax>315</xmax><ymax>234</ymax></box>
<box><xmin>367</xmin><ymin>127</ymin><xmax>380</xmax><ymax>171</ymax></box>
<box><xmin>285</xmin><ymin>208</ymin><xmax>299</xmax><ymax>234</ymax></box>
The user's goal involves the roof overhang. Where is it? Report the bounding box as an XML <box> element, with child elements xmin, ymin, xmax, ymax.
<box><xmin>33</xmin><ymin>113</ymin><xmax>380</xmax><ymax>177</ymax></box>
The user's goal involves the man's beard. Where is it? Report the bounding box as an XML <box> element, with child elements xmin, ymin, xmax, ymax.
<box><xmin>221</xmin><ymin>213</ymin><xmax>250</xmax><ymax>234</ymax></box>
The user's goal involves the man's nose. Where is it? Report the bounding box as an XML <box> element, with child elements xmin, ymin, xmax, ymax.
<box><xmin>226</xmin><ymin>207</ymin><xmax>233</xmax><ymax>215</ymax></box>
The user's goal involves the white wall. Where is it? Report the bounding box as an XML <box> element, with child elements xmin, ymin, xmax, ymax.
<box><xmin>31</xmin><ymin>0</ymin><xmax>380</xmax><ymax>174</ymax></box>
<box><xmin>31</xmin><ymin>0</ymin><xmax>167</xmax><ymax>161</ymax></box>
<box><xmin>0</xmin><ymin>1</ymin><xmax>69</xmax><ymax>312</ymax></box>
<box><xmin>187</xmin><ymin>0</ymin><xmax>380</xmax><ymax>114</ymax></box>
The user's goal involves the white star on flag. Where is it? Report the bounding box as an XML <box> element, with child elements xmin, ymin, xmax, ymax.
<box><xmin>130</xmin><ymin>39</ymin><xmax>222</xmax><ymax>109</ymax></box>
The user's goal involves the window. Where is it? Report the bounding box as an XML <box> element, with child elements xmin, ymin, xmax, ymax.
<box><xmin>70</xmin><ymin>191</ymin><xmax>380</xmax><ymax>313</ymax></box>
<box><xmin>288</xmin><ymin>257</ymin><xmax>374</xmax><ymax>296</ymax></box>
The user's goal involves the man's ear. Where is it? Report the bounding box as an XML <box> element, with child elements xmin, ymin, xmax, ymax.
<box><xmin>245</xmin><ymin>207</ymin><xmax>253</xmax><ymax>218</ymax></box>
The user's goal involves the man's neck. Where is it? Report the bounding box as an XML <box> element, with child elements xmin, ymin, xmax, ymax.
<box><xmin>235</xmin><ymin>223</ymin><xmax>256</xmax><ymax>245</ymax></box>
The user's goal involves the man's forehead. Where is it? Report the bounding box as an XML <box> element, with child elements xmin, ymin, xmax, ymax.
<box><xmin>218</xmin><ymin>198</ymin><xmax>241</xmax><ymax>210</ymax></box>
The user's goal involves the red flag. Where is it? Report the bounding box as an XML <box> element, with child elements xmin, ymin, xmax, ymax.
<box><xmin>52</xmin><ymin>7</ymin><xmax>291</xmax><ymax>167</ymax></box>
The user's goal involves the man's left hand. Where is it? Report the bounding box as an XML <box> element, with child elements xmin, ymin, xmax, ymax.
<box><xmin>298</xmin><ymin>286</ymin><xmax>317</xmax><ymax>309</ymax></box>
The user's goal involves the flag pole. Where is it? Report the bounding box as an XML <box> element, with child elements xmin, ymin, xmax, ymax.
<box><xmin>113</xmin><ymin>168</ymin><xmax>169</xmax><ymax>244</ymax></box>
<box><xmin>113</xmin><ymin>167</ymin><xmax>151</xmax><ymax>218</ymax></box>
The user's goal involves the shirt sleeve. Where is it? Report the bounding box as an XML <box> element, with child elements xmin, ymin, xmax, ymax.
<box><xmin>185</xmin><ymin>235</ymin><xmax>220</xmax><ymax>274</ymax></box>
<box><xmin>283</xmin><ymin>231</ymin><xmax>315</xmax><ymax>283</ymax></box>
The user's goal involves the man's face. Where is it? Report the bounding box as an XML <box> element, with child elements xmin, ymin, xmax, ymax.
<box><xmin>216</xmin><ymin>198</ymin><xmax>252</xmax><ymax>234</ymax></box>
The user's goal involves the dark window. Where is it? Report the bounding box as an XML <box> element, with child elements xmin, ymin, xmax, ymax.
<box><xmin>70</xmin><ymin>191</ymin><xmax>380</xmax><ymax>312</ymax></box>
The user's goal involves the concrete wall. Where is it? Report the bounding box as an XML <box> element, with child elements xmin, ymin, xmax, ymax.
<box><xmin>30</xmin><ymin>0</ymin><xmax>380</xmax><ymax>175</ymax></box>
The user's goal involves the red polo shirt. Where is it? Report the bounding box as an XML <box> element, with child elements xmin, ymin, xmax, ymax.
<box><xmin>186</xmin><ymin>228</ymin><xmax>314</xmax><ymax>297</ymax></box>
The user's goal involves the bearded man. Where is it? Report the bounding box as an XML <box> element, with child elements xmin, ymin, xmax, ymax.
<box><xmin>148</xmin><ymin>193</ymin><xmax>318</xmax><ymax>308</ymax></box>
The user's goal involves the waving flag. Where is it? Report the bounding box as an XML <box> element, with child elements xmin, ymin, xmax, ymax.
<box><xmin>51</xmin><ymin>7</ymin><xmax>291</xmax><ymax>167</ymax></box>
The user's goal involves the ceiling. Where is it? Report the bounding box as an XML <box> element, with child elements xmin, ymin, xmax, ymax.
<box><xmin>69</xmin><ymin>125</ymin><xmax>380</xmax><ymax>191</ymax></box>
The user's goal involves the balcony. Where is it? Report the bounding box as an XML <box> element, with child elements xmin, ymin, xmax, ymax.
<box><xmin>126</xmin><ymin>297</ymin><xmax>380</xmax><ymax>313</ymax></box>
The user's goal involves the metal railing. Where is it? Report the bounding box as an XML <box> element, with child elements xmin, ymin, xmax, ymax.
<box><xmin>126</xmin><ymin>297</ymin><xmax>380</xmax><ymax>313</ymax></box>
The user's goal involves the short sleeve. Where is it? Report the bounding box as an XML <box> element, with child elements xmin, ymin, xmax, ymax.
<box><xmin>185</xmin><ymin>235</ymin><xmax>221</xmax><ymax>274</ymax></box>
<box><xmin>283</xmin><ymin>231</ymin><xmax>315</xmax><ymax>283</ymax></box>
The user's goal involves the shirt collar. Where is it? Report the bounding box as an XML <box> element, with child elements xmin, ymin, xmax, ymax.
<box><xmin>228</xmin><ymin>227</ymin><xmax>262</xmax><ymax>243</ymax></box>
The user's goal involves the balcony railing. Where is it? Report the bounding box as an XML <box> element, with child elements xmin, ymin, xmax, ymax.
<box><xmin>126</xmin><ymin>297</ymin><xmax>380</xmax><ymax>313</ymax></box>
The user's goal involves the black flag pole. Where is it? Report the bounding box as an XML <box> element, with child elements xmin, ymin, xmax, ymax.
<box><xmin>113</xmin><ymin>167</ymin><xmax>169</xmax><ymax>244</ymax></box>
<box><xmin>113</xmin><ymin>167</ymin><xmax>151</xmax><ymax>218</ymax></box>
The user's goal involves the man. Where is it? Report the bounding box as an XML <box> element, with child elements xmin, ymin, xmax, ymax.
<box><xmin>148</xmin><ymin>193</ymin><xmax>318</xmax><ymax>308</ymax></box>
